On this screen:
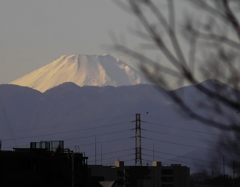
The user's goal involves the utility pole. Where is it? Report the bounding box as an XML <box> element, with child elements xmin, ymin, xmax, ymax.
<box><xmin>153</xmin><ymin>144</ymin><xmax>155</xmax><ymax>161</ymax></box>
<box><xmin>95</xmin><ymin>137</ymin><xmax>97</xmax><ymax>165</ymax></box>
<box><xmin>71</xmin><ymin>151</ymin><xmax>74</xmax><ymax>187</ymax></box>
<box><xmin>101</xmin><ymin>145</ymin><xmax>102</xmax><ymax>165</ymax></box>
<box><xmin>135</xmin><ymin>113</ymin><xmax>142</xmax><ymax>166</ymax></box>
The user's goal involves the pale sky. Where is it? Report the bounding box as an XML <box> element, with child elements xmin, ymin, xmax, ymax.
<box><xmin>0</xmin><ymin>0</ymin><xmax>190</xmax><ymax>85</ymax></box>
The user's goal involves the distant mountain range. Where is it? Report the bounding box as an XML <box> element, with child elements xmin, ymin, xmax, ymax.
<box><xmin>0</xmin><ymin>80</ymin><xmax>238</xmax><ymax>173</ymax></box>
<box><xmin>3</xmin><ymin>53</ymin><xmax>239</xmax><ymax>173</ymax></box>
<box><xmin>10</xmin><ymin>54</ymin><xmax>148</xmax><ymax>92</ymax></box>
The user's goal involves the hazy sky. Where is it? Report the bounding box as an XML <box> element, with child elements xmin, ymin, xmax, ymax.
<box><xmin>0</xmin><ymin>0</ymin><xmax>190</xmax><ymax>84</ymax></box>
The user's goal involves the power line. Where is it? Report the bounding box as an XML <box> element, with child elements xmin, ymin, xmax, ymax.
<box><xmin>1</xmin><ymin>111</ymin><xmax>234</xmax><ymax>175</ymax></box>
<box><xmin>141</xmin><ymin>114</ymin><xmax>203</xmax><ymax>126</ymax></box>
<box><xmin>87</xmin><ymin>148</ymin><xmax>134</xmax><ymax>157</ymax></box>
<box><xmin>2</xmin><ymin>125</ymin><xmax>132</xmax><ymax>142</ymax></box>
<box><xmin>2</xmin><ymin>119</ymin><xmax>234</xmax><ymax>153</ymax></box>
<box><xmin>144</xmin><ymin>121</ymin><xmax>231</xmax><ymax>138</ymax></box>
<box><xmin>0</xmin><ymin>119</ymin><xmax>132</xmax><ymax>136</ymax></box>
<box><xmin>144</xmin><ymin>129</ymin><xmax>239</xmax><ymax>148</ymax></box>
<box><xmin>143</xmin><ymin>148</ymin><xmax>221</xmax><ymax>166</ymax></box>
<box><xmin>144</xmin><ymin>137</ymin><xmax>218</xmax><ymax>151</ymax></box>
<box><xmin>75</xmin><ymin>137</ymin><xmax>131</xmax><ymax>147</ymax></box>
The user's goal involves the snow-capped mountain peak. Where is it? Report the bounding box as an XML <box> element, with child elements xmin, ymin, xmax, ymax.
<box><xmin>10</xmin><ymin>54</ymin><xmax>148</xmax><ymax>92</ymax></box>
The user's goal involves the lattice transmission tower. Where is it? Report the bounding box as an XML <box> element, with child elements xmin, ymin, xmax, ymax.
<box><xmin>135</xmin><ymin>113</ymin><xmax>142</xmax><ymax>166</ymax></box>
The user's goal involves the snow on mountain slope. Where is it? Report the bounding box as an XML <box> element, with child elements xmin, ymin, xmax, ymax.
<box><xmin>10</xmin><ymin>54</ymin><xmax>148</xmax><ymax>92</ymax></box>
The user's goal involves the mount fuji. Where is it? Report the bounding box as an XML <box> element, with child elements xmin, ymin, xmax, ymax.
<box><xmin>10</xmin><ymin>54</ymin><xmax>148</xmax><ymax>92</ymax></box>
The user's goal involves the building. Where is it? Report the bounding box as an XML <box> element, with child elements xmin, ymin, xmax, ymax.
<box><xmin>89</xmin><ymin>161</ymin><xmax>190</xmax><ymax>187</ymax></box>
<box><xmin>0</xmin><ymin>140</ymin><xmax>88</xmax><ymax>187</ymax></box>
<box><xmin>0</xmin><ymin>140</ymin><xmax>190</xmax><ymax>187</ymax></box>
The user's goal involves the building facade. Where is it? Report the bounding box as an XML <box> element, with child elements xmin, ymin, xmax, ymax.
<box><xmin>89</xmin><ymin>161</ymin><xmax>190</xmax><ymax>187</ymax></box>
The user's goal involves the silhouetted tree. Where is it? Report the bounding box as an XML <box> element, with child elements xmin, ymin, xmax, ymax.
<box><xmin>191</xmin><ymin>171</ymin><xmax>210</xmax><ymax>184</ymax></box>
<box><xmin>115</xmin><ymin>0</ymin><xmax>240</xmax><ymax>171</ymax></box>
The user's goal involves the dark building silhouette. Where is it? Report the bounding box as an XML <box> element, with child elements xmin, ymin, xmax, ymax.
<box><xmin>0</xmin><ymin>141</ymin><xmax>88</xmax><ymax>187</ymax></box>
<box><xmin>0</xmin><ymin>141</ymin><xmax>190</xmax><ymax>187</ymax></box>
<box><xmin>89</xmin><ymin>161</ymin><xmax>190</xmax><ymax>187</ymax></box>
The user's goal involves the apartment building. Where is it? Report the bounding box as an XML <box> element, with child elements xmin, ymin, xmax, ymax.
<box><xmin>89</xmin><ymin>161</ymin><xmax>190</xmax><ymax>187</ymax></box>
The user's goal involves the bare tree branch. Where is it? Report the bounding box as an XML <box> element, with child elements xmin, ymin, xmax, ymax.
<box><xmin>115</xmin><ymin>0</ymin><xmax>240</xmax><ymax>170</ymax></box>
